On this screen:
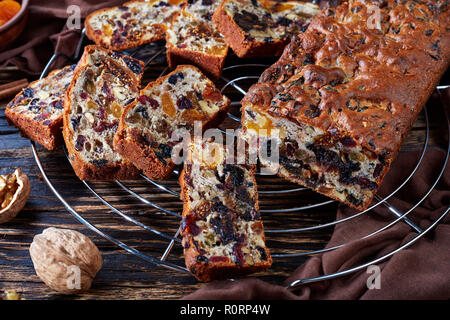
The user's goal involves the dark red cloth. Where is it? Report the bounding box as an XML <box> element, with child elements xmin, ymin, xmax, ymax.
<box><xmin>183</xmin><ymin>148</ymin><xmax>450</xmax><ymax>300</ymax></box>
<box><xmin>0</xmin><ymin>0</ymin><xmax>123</xmax><ymax>75</ymax></box>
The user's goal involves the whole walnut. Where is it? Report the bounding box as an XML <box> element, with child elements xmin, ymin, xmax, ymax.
<box><xmin>29</xmin><ymin>227</ymin><xmax>103</xmax><ymax>294</ymax></box>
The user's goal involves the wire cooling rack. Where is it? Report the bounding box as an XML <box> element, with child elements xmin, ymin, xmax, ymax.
<box><xmin>29</xmin><ymin>29</ymin><xmax>450</xmax><ymax>290</ymax></box>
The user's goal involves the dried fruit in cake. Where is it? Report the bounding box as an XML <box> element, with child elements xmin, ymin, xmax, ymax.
<box><xmin>114</xmin><ymin>65</ymin><xmax>230</xmax><ymax>180</ymax></box>
<box><xmin>5</xmin><ymin>65</ymin><xmax>75</xmax><ymax>150</ymax></box>
<box><xmin>240</xmin><ymin>0</ymin><xmax>450</xmax><ymax>210</ymax></box>
<box><xmin>212</xmin><ymin>0</ymin><xmax>320</xmax><ymax>58</ymax></box>
<box><xmin>85</xmin><ymin>0</ymin><xmax>185</xmax><ymax>51</ymax></box>
<box><xmin>179</xmin><ymin>141</ymin><xmax>271</xmax><ymax>281</ymax></box>
<box><xmin>166</xmin><ymin>0</ymin><xmax>229</xmax><ymax>78</ymax></box>
<box><xmin>63</xmin><ymin>45</ymin><xmax>144</xmax><ymax>180</ymax></box>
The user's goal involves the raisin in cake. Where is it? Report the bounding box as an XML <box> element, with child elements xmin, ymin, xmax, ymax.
<box><xmin>114</xmin><ymin>65</ymin><xmax>230</xmax><ymax>180</ymax></box>
<box><xmin>85</xmin><ymin>0</ymin><xmax>185</xmax><ymax>51</ymax></box>
<box><xmin>241</xmin><ymin>0</ymin><xmax>450</xmax><ymax>210</ymax></box>
<box><xmin>5</xmin><ymin>65</ymin><xmax>75</xmax><ymax>150</ymax></box>
<box><xmin>166</xmin><ymin>0</ymin><xmax>229</xmax><ymax>78</ymax></box>
<box><xmin>63</xmin><ymin>45</ymin><xmax>144</xmax><ymax>180</ymax></box>
<box><xmin>212</xmin><ymin>0</ymin><xmax>319</xmax><ymax>58</ymax></box>
<box><xmin>179</xmin><ymin>141</ymin><xmax>271</xmax><ymax>281</ymax></box>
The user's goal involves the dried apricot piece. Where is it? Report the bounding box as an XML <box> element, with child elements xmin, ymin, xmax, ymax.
<box><xmin>0</xmin><ymin>0</ymin><xmax>21</xmax><ymax>27</ymax></box>
<box><xmin>161</xmin><ymin>92</ymin><xmax>176</xmax><ymax>118</ymax></box>
<box><xmin>102</xmin><ymin>24</ymin><xmax>113</xmax><ymax>37</ymax></box>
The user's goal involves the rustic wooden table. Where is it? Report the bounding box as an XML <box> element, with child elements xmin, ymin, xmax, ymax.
<box><xmin>0</xmin><ymin>60</ymin><xmax>448</xmax><ymax>300</ymax></box>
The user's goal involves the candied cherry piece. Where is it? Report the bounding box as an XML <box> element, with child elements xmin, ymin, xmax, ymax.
<box><xmin>138</xmin><ymin>95</ymin><xmax>159</xmax><ymax>109</ymax></box>
<box><xmin>208</xmin><ymin>256</ymin><xmax>229</xmax><ymax>263</ymax></box>
<box><xmin>182</xmin><ymin>215</ymin><xmax>200</xmax><ymax>236</ymax></box>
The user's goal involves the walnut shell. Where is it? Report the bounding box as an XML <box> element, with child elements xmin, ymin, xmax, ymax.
<box><xmin>0</xmin><ymin>169</ymin><xmax>30</xmax><ymax>224</ymax></box>
<box><xmin>29</xmin><ymin>227</ymin><xmax>103</xmax><ymax>294</ymax></box>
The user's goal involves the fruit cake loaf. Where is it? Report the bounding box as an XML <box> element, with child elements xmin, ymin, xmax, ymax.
<box><xmin>241</xmin><ymin>0</ymin><xmax>450</xmax><ymax>210</ymax></box>
<box><xmin>166</xmin><ymin>0</ymin><xmax>229</xmax><ymax>78</ymax></box>
<box><xmin>63</xmin><ymin>45</ymin><xmax>144</xmax><ymax>180</ymax></box>
<box><xmin>114</xmin><ymin>65</ymin><xmax>230</xmax><ymax>180</ymax></box>
<box><xmin>5</xmin><ymin>65</ymin><xmax>75</xmax><ymax>150</ymax></box>
<box><xmin>179</xmin><ymin>141</ymin><xmax>272</xmax><ymax>281</ymax></box>
<box><xmin>85</xmin><ymin>0</ymin><xmax>185</xmax><ymax>51</ymax></box>
<box><xmin>212</xmin><ymin>0</ymin><xmax>320</xmax><ymax>58</ymax></box>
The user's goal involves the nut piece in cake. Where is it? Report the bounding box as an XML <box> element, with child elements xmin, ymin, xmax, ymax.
<box><xmin>179</xmin><ymin>141</ymin><xmax>271</xmax><ymax>281</ymax></box>
<box><xmin>63</xmin><ymin>45</ymin><xmax>143</xmax><ymax>180</ymax></box>
<box><xmin>85</xmin><ymin>0</ymin><xmax>185</xmax><ymax>51</ymax></box>
<box><xmin>5</xmin><ymin>65</ymin><xmax>75</xmax><ymax>150</ymax></box>
<box><xmin>114</xmin><ymin>64</ymin><xmax>230</xmax><ymax>180</ymax></box>
<box><xmin>166</xmin><ymin>0</ymin><xmax>229</xmax><ymax>78</ymax></box>
<box><xmin>212</xmin><ymin>0</ymin><xmax>319</xmax><ymax>58</ymax></box>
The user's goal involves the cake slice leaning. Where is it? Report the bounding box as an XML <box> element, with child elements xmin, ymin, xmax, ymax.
<box><xmin>179</xmin><ymin>141</ymin><xmax>272</xmax><ymax>281</ymax></box>
<box><xmin>212</xmin><ymin>0</ymin><xmax>319</xmax><ymax>58</ymax></box>
<box><xmin>166</xmin><ymin>0</ymin><xmax>229</xmax><ymax>78</ymax></box>
<box><xmin>5</xmin><ymin>65</ymin><xmax>75</xmax><ymax>150</ymax></box>
<box><xmin>114</xmin><ymin>65</ymin><xmax>230</xmax><ymax>180</ymax></box>
<box><xmin>63</xmin><ymin>45</ymin><xmax>144</xmax><ymax>180</ymax></box>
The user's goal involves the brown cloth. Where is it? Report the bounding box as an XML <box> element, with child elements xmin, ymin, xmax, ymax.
<box><xmin>0</xmin><ymin>0</ymin><xmax>123</xmax><ymax>75</ymax></box>
<box><xmin>183</xmin><ymin>147</ymin><xmax>450</xmax><ymax>300</ymax></box>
